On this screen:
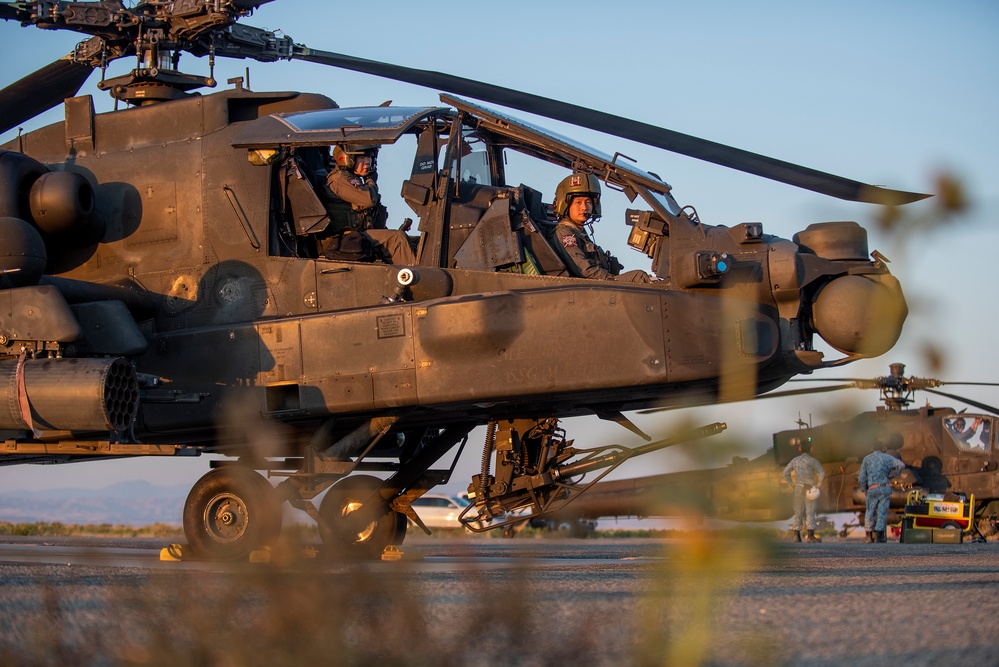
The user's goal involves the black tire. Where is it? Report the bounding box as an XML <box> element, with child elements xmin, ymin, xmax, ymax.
<box><xmin>390</xmin><ymin>514</ymin><xmax>409</xmax><ymax>546</ymax></box>
<box><xmin>318</xmin><ymin>475</ymin><xmax>407</xmax><ymax>559</ymax></box>
<box><xmin>183</xmin><ymin>467</ymin><xmax>282</xmax><ymax>561</ymax></box>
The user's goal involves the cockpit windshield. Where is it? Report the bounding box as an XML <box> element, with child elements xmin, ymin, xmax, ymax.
<box><xmin>442</xmin><ymin>95</ymin><xmax>673</xmax><ymax>195</ymax></box>
<box><xmin>943</xmin><ymin>415</ymin><xmax>993</xmax><ymax>453</ymax></box>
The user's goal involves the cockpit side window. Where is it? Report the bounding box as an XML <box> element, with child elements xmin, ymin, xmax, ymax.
<box><xmin>440</xmin><ymin>130</ymin><xmax>493</xmax><ymax>187</ymax></box>
<box><xmin>943</xmin><ymin>415</ymin><xmax>993</xmax><ymax>452</ymax></box>
<box><xmin>456</xmin><ymin>149</ymin><xmax>492</xmax><ymax>187</ymax></box>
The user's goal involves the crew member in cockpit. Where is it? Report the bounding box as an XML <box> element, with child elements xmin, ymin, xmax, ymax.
<box><xmin>550</xmin><ymin>173</ymin><xmax>651</xmax><ymax>283</ymax></box>
<box><xmin>322</xmin><ymin>144</ymin><xmax>416</xmax><ymax>265</ymax></box>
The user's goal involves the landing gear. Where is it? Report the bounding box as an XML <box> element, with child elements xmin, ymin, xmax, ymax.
<box><xmin>318</xmin><ymin>474</ymin><xmax>408</xmax><ymax>558</ymax></box>
<box><xmin>183</xmin><ymin>467</ymin><xmax>283</xmax><ymax>561</ymax></box>
<box><xmin>462</xmin><ymin>418</ymin><xmax>726</xmax><ymax>533</ymax></box>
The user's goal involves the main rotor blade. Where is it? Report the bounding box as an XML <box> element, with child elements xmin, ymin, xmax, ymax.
<box><xmin>230</xmin><ymin>0</ymin><xmax>278</xmax><ymax>9</ymax></box>
<box><xmin>0</xmin><ymin>56</ymin><xmax>94</xmax><ymax>135</ymax></box>
<box><xmin>292</xmin><ymin>46</ymin><xmax>929</xmax><ymax>205</ymax></box>
<box><xmin>923</xmin><ymin>388</ymin><xmax>999</xmax><ymax>417</ymax></box>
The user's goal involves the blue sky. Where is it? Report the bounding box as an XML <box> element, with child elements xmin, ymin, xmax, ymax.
<box><xmin>1</xmin><ymin>1</ymin><xmax>998</xmax><ymax>497</ymax></box>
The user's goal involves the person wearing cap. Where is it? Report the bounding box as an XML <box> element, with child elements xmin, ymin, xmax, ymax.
<box><xmin>322</xmin><ymin>144</ymin><xmax>416</xmax><ymax>265</ymax></box>
<box><xmin>782</xmin><ymin>437</ymin><xmax>826</xmax><ymax>543</ymax></box>
<box><xmin>550</xmin><ymin>173</ymin><xmax>651</xmax><ymax>282</ymax></box>
<box><xmin>857</xmin><ymin>445</ymin><xmax>906</xmax><ymax>543</ymax></box>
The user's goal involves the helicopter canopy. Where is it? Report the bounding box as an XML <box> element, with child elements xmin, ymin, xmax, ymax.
<box><xmin>230</xmin><ymin>95</ymin><xmax>682</xmax><ymax>213</ymax></box>
<box><xmin>231</xmin><ymin>106</ymin><xmax>451</xmax><ymax>149</ymax></box>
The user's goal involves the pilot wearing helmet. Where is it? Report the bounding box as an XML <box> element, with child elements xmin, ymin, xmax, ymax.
<box><xmin>550</xmin><ymin>173</ymin><xmax>651</xmax><ymax>283</ymax></box>
<box><xmin>321</xmin><ymin>144</ymin><xmax>416</xmax><ymax>265</ymax></box>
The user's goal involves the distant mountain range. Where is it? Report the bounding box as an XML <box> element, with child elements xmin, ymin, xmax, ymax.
<box><xmin>0</xmin><ymin>481</ymin><xmax>189</xmax><ymax>526</ymax></box>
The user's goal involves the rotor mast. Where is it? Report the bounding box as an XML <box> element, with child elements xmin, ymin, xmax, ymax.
<box><xmin>866</xmin><ymin>363</ymin><xmax>944</xmax><ymax>410</ymax></box>
<box><xmin>96</xmin><ymin>32</ymin><xmax>216</xmax><ymax>104</ymax></box>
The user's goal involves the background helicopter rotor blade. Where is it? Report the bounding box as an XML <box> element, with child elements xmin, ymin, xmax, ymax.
<box><xmin>789</xmin><ymin>377</ymin><xmax>999</xmax><ymax>386</ymax></box>
<box><xmin>292</xmin><ymin>46</ymin><xmax>929</xmax><ymax>205</ymax></box>
<box><xmin>752</xmin><ymin>384</ymin><xmax>859</xmax><ymax>401</ymax></box>
<box><xmin>637</xmin><ymin>383</ymin><xmax>854</xmax><ymax>414</ymax></box>
<box><xmin>788</xmin><ymin>377</ymin><xmax>867</xmax><ymax>383</ymax></box>
<box><xmin>0</xmin><ymin>56</ymin><xmax>94</xmax><ymax>135</ymax></box>
<box><xmin>922</xmin><ymin>388</ymin><xmax>999</xmax><ymax>417</ymax></box>
<box><xmin>638</xmin><ymin>367</ymin><xmax>999</xmax><ymax>416</ymax></box>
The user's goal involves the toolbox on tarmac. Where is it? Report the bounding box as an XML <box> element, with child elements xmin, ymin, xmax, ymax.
<box><xmin>899</xmin><ymin>490</ymin><xmax>974</xmax><ymax>544</ymax></box>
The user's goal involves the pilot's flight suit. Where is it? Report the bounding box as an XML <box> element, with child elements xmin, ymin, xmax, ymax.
<box><xmin>551</xmin><ymin>220</ymin><xmax>650</xmax><ymax>282</ymax></box>
<box><xmin>858</xmin><ymin>450</ymin><xmax>906</xmax><ymax>539</ymax></box>
<box><xmin>783</xmin><ymin>452</ymin><xmax>825</xmax><ymax>532</ymax></box>
<box><xmin>323</xmin><ymin>168</ymin><xmax>416</xmax><ymax>265</ymax></box>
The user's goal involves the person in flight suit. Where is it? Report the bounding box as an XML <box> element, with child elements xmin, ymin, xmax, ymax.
<box><xmin>322</xmin><ymin>144</ymin><xmax>416</xmax><ymax>265</ymax></box>
<box><xmin>858</xmin><ymin>446</ymin><xmax>906</xmax><ymax>543</ymax></box>
<box><xmin>550</xmin><ymin>173</ymin><xmax>651</xmax><ymax>283</ymax></box>
<box><xmin>947</xmin><ymin>416</ymin><xmax>986</xmax><ymax>449</ymax></box>
<box><xmin>782</xmin><ymin>437</ymin><xmax>826</xmax><ymax>543</ymax></box>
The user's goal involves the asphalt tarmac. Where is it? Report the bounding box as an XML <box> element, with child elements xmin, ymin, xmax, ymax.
<box><xmin>0</xmin><ymin>535</ymin><xmax>996</xmax><ymax>666</ymax></box>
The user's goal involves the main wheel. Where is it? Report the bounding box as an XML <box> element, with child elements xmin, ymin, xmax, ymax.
<box><xmin>318</xmin><ymin>475</ymin><xmax>407</xmax><ymax>559</ymax></box>
<box><xmin>183</xmin><ymin>467</ymin><xmax>283</xmax><ymax>561</ymax></box>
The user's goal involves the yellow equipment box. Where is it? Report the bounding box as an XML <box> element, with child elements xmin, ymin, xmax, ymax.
<box><xmin>900</xmin><ymin>491</ymin><xmax>974</xmax><ymax>544</ymax></box>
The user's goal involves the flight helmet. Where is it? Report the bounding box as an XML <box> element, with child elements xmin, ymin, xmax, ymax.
<box><xmin>554</xmin><ymin>173</ymin><xmax>601</xmax><ymax>219</ymax></box>
<box><xmin>333</xmin><ymin>144</ymin><xmax>374</xmax><ymax>170</ymax></box>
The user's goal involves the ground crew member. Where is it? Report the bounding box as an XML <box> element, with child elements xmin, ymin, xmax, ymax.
<box><xmin>322</xmin><ymin>144</ymin><xmax>416</xmax><ymax>265</ymax></box>
<box><xmin>782</xmin><ymin>438</ymin><xmax>826</xmax><ymax>542</ymax></box>
<box><xmin>550</xmin><ymin>173</ymin><xmax>651</xmax><ymax>282</ymax></box>
<box><xmin>858</xmin><ymin>447</ymin><xmax>906</xmax><ymax>543</ymax></box>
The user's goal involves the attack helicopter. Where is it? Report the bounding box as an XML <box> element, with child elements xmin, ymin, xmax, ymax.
<box><xmin>0</xmin><ymin>1</ymin><xmax>924</xmax><ymax>560</ymax></box>
<box><xmin>536</xmin><ymin>363</ymin><xmax>999</xmax><ymax>536</ymax></box>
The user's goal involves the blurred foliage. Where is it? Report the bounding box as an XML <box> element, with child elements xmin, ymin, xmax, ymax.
<box><xmin>0</xmin><ymin>529</ymin><xmax>790</xmax><ymax>666</ymax></box>
<box><xmin>0</xmin><ymin>520</ymin><xmax>794</xmax><ymax>541</ymax></box>
<box><xmin>0</xmin><ymin>522</ymin><xmax>183</xmax><ymax>538</ymax></box>
<box><xmin>876</xmin><ymin>171</ymin><xmax>969</xmax><ymax>236</ymax></box>
<box><xmin>635</xmin><ymin>528</ymin><xmax>780</xmax><ymax>666</ymax></box>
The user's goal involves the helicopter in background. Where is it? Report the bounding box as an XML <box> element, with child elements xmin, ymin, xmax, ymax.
<box><xmin>0</xmin><ymin>1</ymin><xmax>922</xmax><ymax>559</ymax></box>
<box><xmin>535</xmin><ymin>363</ymin><xmax>999</xmax><ymax>536</ymax></box>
